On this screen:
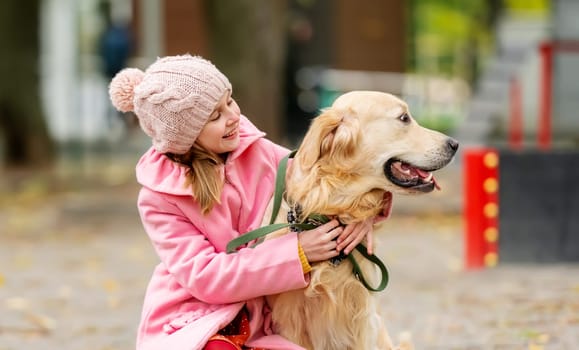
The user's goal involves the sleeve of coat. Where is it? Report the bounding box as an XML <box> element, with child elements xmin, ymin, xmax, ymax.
<box><xmin>138</xmin><ymin>187</ymin><xmax>309</xmax><ymax>305</ymax></box>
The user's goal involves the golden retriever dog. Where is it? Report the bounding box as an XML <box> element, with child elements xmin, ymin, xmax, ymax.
<box><xmin>263</xmin><ymin>91</ymin><xmax>459</xmax><ymax>350</ymax></box>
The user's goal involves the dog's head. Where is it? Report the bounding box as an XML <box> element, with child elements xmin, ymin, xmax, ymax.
<box><xmin>288</xmin><ymin>91</ymin><xmax>458</xmax><ymax>222</ymax></box>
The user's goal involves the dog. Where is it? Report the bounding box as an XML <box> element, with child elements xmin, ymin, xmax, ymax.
<box><xmin>264</xmin><ymin>90</ymin><xmax>459</xmax><ymax>349</ymax></box>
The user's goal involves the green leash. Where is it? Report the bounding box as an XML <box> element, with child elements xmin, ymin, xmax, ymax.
<box><xmin>226</xmin><ymin>151</ymin><xmax>389</xmax><ymax>292</ymax></box>
<box><xmin>226</xmin><ymin>150</ymin><xmax>299</xmax><ymax>251</ymax></box>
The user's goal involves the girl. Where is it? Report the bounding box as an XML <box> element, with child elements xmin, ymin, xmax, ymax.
<box><xmin>109</xmin><ymin>55</ymin><xmax>376</xmax><ymax>350</ymax></box>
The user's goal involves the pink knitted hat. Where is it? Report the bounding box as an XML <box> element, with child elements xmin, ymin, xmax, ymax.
<box><xmin>108</xmin><ymin>54</ymin><xmax>232</xmax><ymax>154</ymax></box>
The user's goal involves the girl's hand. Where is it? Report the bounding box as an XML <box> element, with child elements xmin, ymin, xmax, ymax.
<box><xmin>336</xmin><ymin>218</ymin><xmax>374</xmax><ymax>255</ymax></box>
<box><xmin>298</xmin><ymin>219</ymin><xmax>343</xmax><ymax>263</ymax></box>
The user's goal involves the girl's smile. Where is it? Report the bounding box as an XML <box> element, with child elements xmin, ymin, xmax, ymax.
<box><xmin>223</xmin><ymin>128</ymin><xmax>238</xmax><ymax>139</ymax></box>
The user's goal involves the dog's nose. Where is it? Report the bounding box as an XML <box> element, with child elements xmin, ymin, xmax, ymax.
<box><xmin>447</xmin><ymin>138</ymin><xmax>459</xmax><ymax>152</ymax></box>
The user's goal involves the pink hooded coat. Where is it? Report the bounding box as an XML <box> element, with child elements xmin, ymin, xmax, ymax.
<box><xmin>135</xmin><ymin>116</ymin><xmax>307</xmax><ymax>350</ymax></box>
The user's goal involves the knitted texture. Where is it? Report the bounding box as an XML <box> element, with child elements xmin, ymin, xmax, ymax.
<box><xmin>109</xmin><ymin>54</ymin><xmax>232</xmax><ymax>154</ymax></box>
<box><xmin>297</xmin><ymin>242</ymin><xmax>312</xmax><ymax>274</ymax></box>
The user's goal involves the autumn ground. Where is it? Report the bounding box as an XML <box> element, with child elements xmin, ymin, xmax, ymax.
<box><xmin>0</xmin><ymin>142</ymin><xmax>578</xmax><ymax>350</ymax></box>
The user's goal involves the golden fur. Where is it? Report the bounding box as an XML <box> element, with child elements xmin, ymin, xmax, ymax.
<box><xmin>265</xmin><ymin>91</ymin><xmax>458</xmax><ymax>350</ymax></box>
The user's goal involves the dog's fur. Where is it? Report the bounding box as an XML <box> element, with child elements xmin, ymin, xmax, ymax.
<box><xmin>264</xmin><ymin>91</ymin><xmax>458</xmax><ymax>350</ymax></box>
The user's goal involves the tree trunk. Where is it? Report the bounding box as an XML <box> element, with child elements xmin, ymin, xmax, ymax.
<box><xmin>205</xmin><ymin>0</ymin><xmax>289</xmax><ymax>145</ymax></box>
<box><xmin>0</xmin><ymin>0</ymin><xmax>55</xmax><ymax>168</ymax></box>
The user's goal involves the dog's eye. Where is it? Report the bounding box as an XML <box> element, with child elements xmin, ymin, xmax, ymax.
<box><xmin>398</xmin><ymin>113</ymin><xmax>411</xmax><ymax>124</ymax></box>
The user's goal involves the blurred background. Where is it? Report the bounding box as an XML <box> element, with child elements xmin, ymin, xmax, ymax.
<box><xmin>1</xmin><ymin>0</ymin><xmax>578</xmax><ymax>349</ymax></box>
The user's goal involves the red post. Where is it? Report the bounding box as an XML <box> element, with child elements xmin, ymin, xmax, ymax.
<box><xmin>538</xmin><ymin>42</ymin><xmax>553</xmax><ymax>150</ymax></box>
<box><xmin>464</xmin><ymin>148</ymin><xmax>500</xmax><ymax>269</ymax></box>
<box><xmin>508</xmin><ymin>77</ymin><xmax>523</xmax><ymax>150</ymax></box>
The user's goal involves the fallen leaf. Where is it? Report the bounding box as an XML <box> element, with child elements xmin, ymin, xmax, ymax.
<box><xmin>127</xmin><ymin>245</ymin><xmax>146</xmax><ymax>261</ymax></box>
<box><xmin>108</xmin><ymin>295</ymin><xmax>121</xmax><ymax>309</ymax></box>
<box><xmin>103</xmin><ymin>278</ymin><xmax>119</xmax><ymax>293</ymax></box>
<box><xmin>520</xmin><ymin>329</ymin><xmax>541</xmax><ymax>340</ymax></box>
<box><xmin>4</xmin><ymin>297</ymin><xmax>30</xmax><ymax>311</ymax></box>
<box><xmin>26</xmin><ymin>312</ymin><xmax>57</xmax><ymax>331</ymax></box>
<box><xmin>13</xmin><ymin>254</ymin><xmax>33</xmax><ymax>269</ymax></box>
<box><xmin>57</xmin><ymin>285</ymin><xmax>73</xmax><ymax>299</ymax></box>
<box><xmin>537</xmin><ymin>333</ymin><xmax>550</xmax><ymax>344</ymax></box>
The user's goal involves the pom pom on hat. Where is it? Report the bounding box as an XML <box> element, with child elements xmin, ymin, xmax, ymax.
<box><xmin>109</xmin><ymin>68</ymin><xmax>144</xmax><ymax>113</ymax></box>
<box><xmin>107</xmin><ymin>55</ymin><xmax>232</xmax><ymax>154</ymax></box>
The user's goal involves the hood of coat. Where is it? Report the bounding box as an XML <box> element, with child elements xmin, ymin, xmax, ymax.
<box><xmin>135</xmin><ymin>115</ymin><xmax>266</xmax><ymax>196</ymax></box>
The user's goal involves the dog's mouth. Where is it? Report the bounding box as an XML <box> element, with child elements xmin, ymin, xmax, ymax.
<box><xmin>384</xmin><ymin>159</ymin><xmax>441</xmax><ymax>193</ymax></box>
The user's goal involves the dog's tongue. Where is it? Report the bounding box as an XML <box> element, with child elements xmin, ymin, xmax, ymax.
<box><xmin>415</xmin><ymin>168</ymin><xmax>441</xmax><ymax>190</ymax></box>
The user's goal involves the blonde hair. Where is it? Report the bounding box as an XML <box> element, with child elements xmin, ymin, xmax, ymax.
<box><xmin>166</xmin><ymin>144</ymin><xmax>225</xmax><ymax>215</ymax></box>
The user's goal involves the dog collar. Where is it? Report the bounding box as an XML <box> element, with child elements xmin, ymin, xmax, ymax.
<box><xmin>287</xmin><ymin>204</ymin><xmax>347</xmax><ymax>266</ymax></box>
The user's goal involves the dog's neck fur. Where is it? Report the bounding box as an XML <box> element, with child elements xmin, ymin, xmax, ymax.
<box><xmin>286</xmin><ymin>157</ymin><xmax>386</xmax><ymax>224</ymax></box>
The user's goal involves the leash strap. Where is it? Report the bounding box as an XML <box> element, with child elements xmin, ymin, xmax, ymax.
<box><xmin>226</xmin><ymin>222</ymin><xmax>317</xmax><ymax>254</ymax></box>
<box><xmin>349</xmin><ymin>244</ymin><xmax>389</xmax><ymax>292</ymax></box>
<box><xmin>226</xmin><ymin>151</ymin><xmax>296</xmax><ymax>253</ymax></box>
<box><xmin>225</xmin><ymin>150</ymin><xmax>389</xmax><ymax>291</ymax></box>
<box><xmin>269</xmin><ymin>150</ymin><xmax>296</xmax><ymax>225</ymax></box>
<box><xmin>291</xmin><ymin>213</ymin><xmax>388</xmax><ymax>291</ymax></box>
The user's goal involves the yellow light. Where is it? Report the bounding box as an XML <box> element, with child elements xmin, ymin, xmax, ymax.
<box><xmin>483</xmin><ymin>203</ymin><xmax>498</xmax><ymax>218</ymax></box>
<box><xmin>483</xmin><ymin>152</ymin><xmax>499</xmax><ymax>169</ymax></box>
<box><xmin>484</xmin><ymin>252</ymin><xmax>498</xmax><ymax>267</ymax></box>
<box><xmin>483</xmin><ymin>178</ymin><xmax>498</xmax><ymax>193</ymax></box>
<box><xmin>484</xmin><ymin>227</ymin><xmax>498</xmax><ymax>242</ymax></box>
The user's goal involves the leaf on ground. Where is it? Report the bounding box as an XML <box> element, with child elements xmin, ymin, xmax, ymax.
<box><xmin>7</xmin><ymin>215</ymin><xmax>33</xmax><ymax>233</ymax></box>
<box><xmin>57</xmin><ymin>285</ymin><xmax>73</xmax><ymax>299</ymax></box>
<box><xmin>84</xmin><ymin>257</ymin><xmax>103</xmax><ymax>271</ymax></box>
<box><xmin>521</xmin><ymin>330</ymin><xmax>551</xmax><ymax>348</ymax></box>
<box><xmin>18</xmin><ymin>178</ymin><xmax>51</xmax><ymax>203</ymax></box>
<box><xmin>537</xmin><ymin>333</ymin><xmax>550</xmax><ymax>344</ymax></box>
<box><xmin>126</xmin><ymin>245</ymin><xmax>147</xmax><ymax>261</ymax></box>
<box><xmin>446</xmin><ymin>257</ymin><xmax>462</xmax><ymax>272</ymax></box>
<box><xmin>26</xmin><ymin>312</ymin><xmax>57</xmax><ymax>331</ymax></box>
<box><xmin>103</xmin><ymin>278</ymin><xmax>119</xmax><ymax>293</ymax></box>
<box><xmin>4</xmin><ymin>297</ymin><xmax>30</xmax><ymax>311</ymax></box>
<box><xmin>520</xmin><ymin>329</ymin><xmax>541</xmax><ymax>340</ymax></box>
<box><xmin>108</xmin><ymin>295</ymin><xmax>121</xmax><ymax>309</ymax></box>
<box><xmin>13</xmin><ymin>254</ymin><xmax>33</xmax><ymax>269</ymax></box>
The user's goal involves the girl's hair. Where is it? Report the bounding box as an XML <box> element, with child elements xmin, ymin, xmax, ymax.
<box><xmin>166</xmin><ymin>144</ymin><xmax>225</xmax><ymax>214</ymax></box>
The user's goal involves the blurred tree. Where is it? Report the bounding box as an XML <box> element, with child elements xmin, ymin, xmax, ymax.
<box><xmin>205</xmin><ymin>0</ymin><xmax>289</xmax><ymax>144</ymax></box>
<box><xmin>407</xmin><ymin>0</ymin><xmax>499</xmax><ymax>85</ymax></box>
<box><xmin>0</xmin><ymin>0</ymin><xmax>54</xmax><ymax>168</ymax></box>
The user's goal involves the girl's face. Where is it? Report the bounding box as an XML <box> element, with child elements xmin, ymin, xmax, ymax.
<box><xmin>196</xmin><ymin>91</ymin><xmax>241</xmax><ymax>155</ymax></box>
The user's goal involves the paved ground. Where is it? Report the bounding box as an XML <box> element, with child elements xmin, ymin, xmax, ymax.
<box><xmin>0</xmin><ymin>150</ymin><xmax>578</xmax><ymax>350</ymax></box>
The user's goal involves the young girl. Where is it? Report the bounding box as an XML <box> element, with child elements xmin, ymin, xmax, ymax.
<box><xmin>109</xmin><ymin>55</ymin><xmax>376</xmax><ymax>350</ymax></box>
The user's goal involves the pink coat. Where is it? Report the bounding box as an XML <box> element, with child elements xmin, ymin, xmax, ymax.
<box><xmin>135</xmin><ymin>116</ymin><xmax>308</xmax><ymax>350</ymax></box>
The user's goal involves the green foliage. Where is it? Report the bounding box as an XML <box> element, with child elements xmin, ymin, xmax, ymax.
<box><xmin>413</xmin><ymin>112</ymin><xmax>458</xmax><ymax>135</ymax></box>
<box><xmin>408</xmin><ymin>0</ymin><xmax>495</xmax><ymax>83</ymax></box>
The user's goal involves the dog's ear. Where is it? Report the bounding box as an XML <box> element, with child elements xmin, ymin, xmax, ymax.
<box><xmin>298</xmin><ymin>108</ymin><xmax>359</xmax><ymax>169</ymax></box>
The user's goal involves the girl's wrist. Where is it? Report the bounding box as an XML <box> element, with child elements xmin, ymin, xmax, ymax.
<box><xmin>297</xmin><ymin>242</ymin><xmax>312</xmax><ymax>274</ymax></box>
